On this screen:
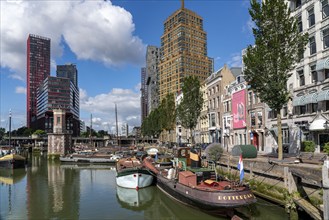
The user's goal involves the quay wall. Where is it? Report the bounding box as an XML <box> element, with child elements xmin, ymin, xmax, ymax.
<box><xmin>216</xmin><ymin>154</ymin><xmax>323</xmax><ymax>219</ymax></box>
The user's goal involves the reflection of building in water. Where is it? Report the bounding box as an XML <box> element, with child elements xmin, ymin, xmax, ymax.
<box><xmin>26</xmin><ymin>156</ymin><xmax>80</xmax><ymax>219</ymax></box>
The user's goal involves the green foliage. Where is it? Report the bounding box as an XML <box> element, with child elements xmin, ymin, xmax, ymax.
<box><xmin>23</xmin><ymin>128</ymin><xmax>34</xmax><ymax>136</ymax></box>
<box><xmin>33</xmin><ymin>129</ymin><xmax>46</xmax><ymax>136</ymax></box>
<box><xmin>243</xmin><ymin>0</ymin><xmax>308</xmax><ymax>159</ymax></box>
<box><xmin>176</xmin><ymin>76</ymin><xmax>203</xmax><ymax>143</ymax></box>
<box><xmin>160</xmin><ymin>93</ymin><xmax>176</xmax><ymax>131</ymax></box>
<box><xmin>323</xmin><ymin>142</ymin><xmax>329</xmax><ymax>155</ymax></box>
<box><xmin>141</xmin><ymin>93</ymin><xmax>175</xmax><ymax>138</ymax></box>
<box><xmin>301</xmin><ymin>141</ymin><xmax>315</xmax><ymax>152</ymax></box>
<box><xmin>205</xmin><ymin>143</ymin><xmax>223</xmax><ymax>162</ymax></box>
<box><xmin>244</xmin><ymin>0</ymin><xmax>308</xmax><ymax>110</ymax></box>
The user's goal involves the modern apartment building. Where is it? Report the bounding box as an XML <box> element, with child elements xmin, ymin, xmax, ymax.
<box><xmin>26</xmin><ymin>34</ymin><xmax>51</xmax><ymax>128</ymax></box>
<box><xmin>56</xmin><ymin>63</ymin><xmax>78</xmax><ymax>87</ymax></box>
<box><xmin>141</xmin><ymin>67</ymin><xmax>148</xmax><ymax>123</ymax></box>
<box><xmin>145</xmin><ymin>46</ymin><xmax>160</xmax><ymax>114</ymax></box>
<box><xmin>271</xmin><ymin>0</ymin><xmax>329</xmax><ymax>153</ymax></box>
<box><xmin>158</xmin><ymin>1</ymin><xmax>213</xmax><ymax>101</ymax></box>
<box><xmin>36</xmin><ymin>75</ymin><xmax>80</xmax><ymax>136</ymax></box>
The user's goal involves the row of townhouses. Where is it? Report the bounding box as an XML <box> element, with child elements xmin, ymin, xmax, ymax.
<box><xmin>142</xmin><ymin>0</ymin><xmax>329</xmax><ymax>154</ymax></box>
<box><xmin>178</xmin><ymin>0</ymin><xmax>329</xmax><ymax>153</ymax></box>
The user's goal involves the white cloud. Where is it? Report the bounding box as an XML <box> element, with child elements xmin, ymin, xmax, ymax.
<box><xmin>0</xmin><ymin>0</ymin><xmax>146</xmax><ymax>80</ymax></box>
<box><xmin>242</xmin><ymin>17</ymin><xmax>255</xmax><ymax>35</ymax></box>
<box><xmin>227</xmin><ymin>53</ymin><xmax>242</xmax><ymax>68</ymax></box>
<box><xmin>15</xmin><ymin>86</ymin><xmax>26</xmax><ymax>94</ymax></box>
<box><xmin>80</xmin><ymin>85</ymin><xmax>141</xmax><ymax>131</ymax></box>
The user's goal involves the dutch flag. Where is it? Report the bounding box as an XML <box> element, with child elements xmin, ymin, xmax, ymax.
<box><xmin>237</xmin><ymin>155</ymin><xmax>244</xmax><ymax>183</ymax></box>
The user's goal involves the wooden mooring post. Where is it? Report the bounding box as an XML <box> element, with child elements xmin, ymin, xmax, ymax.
<box><xmin>323</xmin><ymin>160</ymin><xmax>329</xmax><ymax>220</ymax></box>
<box><xmin>286</xmin><ymin>166</ymin><xmax>322</xmax><ymax>220</ymax></box>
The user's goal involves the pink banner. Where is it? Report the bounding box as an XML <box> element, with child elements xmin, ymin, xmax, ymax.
<box><xmin>232</xmin><ymin>90</ymin><xmax>246</xmax><ymax>129</ymax></box>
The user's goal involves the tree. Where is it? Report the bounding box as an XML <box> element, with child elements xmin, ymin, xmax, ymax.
<box><xmin>243</xmin><ymin>0</ymin><xmax>308</xmax><ymax>160</ymax></box>
<box><xmin>159</xmin><ymin>93</ymin><xmax>176</xmax><ymax>142</ymax></box>
<box><xmin>176</xmin><ymin>76</ymin><xmax>203</xmax><ymax>144</ymax></box>
<box><xmin>33</xmin><ymin>129</ymin><xmax>46</xmax><ymax>136</ymax></box>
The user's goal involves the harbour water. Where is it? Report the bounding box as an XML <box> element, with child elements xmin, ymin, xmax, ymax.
<box><xmin>0</xmin><ymin>153</ymin><xmax>289</xmax><ymax>219</ymax></box>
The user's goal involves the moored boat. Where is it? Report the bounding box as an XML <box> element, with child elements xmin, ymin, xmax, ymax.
<box><xmin>60</xmin><ymin>153</ymin><xmax>120</xmax><ymax>164</ymax></box>
<box><xmin>143</xmin><ymin>147</ymin><xmax>256</xmax><ymax>210</ymax></box>
<box><xmin>0</xmin><ymin>110</ymin><xmax>26</xmax><ymax>169</ymax></box>
<box><xmin>0</xmin><ymin>154</ymin><xmax>26</xmax><ymax>169</ymax></box>
<box><xmin>116</xmin><ymin>157</ymin><xmax>153</xmax><ymax>189</ymax></box>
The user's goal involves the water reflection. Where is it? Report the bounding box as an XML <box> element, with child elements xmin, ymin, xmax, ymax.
<box><xmin>116</xmin><ymin>186</ymin><xmax>154</xmax><ymax>210</ymax></box>
<box><xmin>0</xmin><ymin>168</ymin><xmax>26</xmax><ymax>185</ymax></box>
<box><xmin>0</xmin><ymin>154</ymin><xmax>290</xmax><ymax>220</ymax></box>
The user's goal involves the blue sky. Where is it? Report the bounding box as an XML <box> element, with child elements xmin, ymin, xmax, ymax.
<box><xmin>0</xmin><ymin>0</ymin><xmax>254</xmax><ymax>133</ymax></box>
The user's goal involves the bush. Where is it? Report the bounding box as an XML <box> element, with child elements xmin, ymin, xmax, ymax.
<box><xmin>323</xmin><ymin>142</ymin><xmax>329</xmax><ymax>155</ymax></box>
<box><xmin>205</xmin><ymin>143</ymin><xmax>223</xmax><ymax>162</ymax></box>
<box><xmin>301</xmin><ymin>141</ymin><xmax>315</xmax><ymax>152</ymax></box>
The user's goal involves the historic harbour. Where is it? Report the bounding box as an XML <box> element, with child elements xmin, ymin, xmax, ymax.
<box><xmin>0</xmin><ymin>153</ymin><xmax>289</xmax><ymax>220</ymax></box>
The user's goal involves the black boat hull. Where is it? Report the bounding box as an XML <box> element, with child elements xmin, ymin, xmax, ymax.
<box><xmin>156</xmin><ymin>175</ymin><xmax>256</xmax><ymax>210</ymax></box>
<box><xmin>0</xmin><ymin>159</ymin><xmax>26</xmax><ymax>169</ymax></box>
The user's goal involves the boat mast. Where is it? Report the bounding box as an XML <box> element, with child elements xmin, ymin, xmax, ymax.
<box><xmin>115</xmin><ymin>103</ymin><xmax>120</xmax><ymax>148</ymax></box>
<box><xmin>90</xmin><ymin>113</ymin><xmax>93</xmax><ymax>150</ymax></box>
<box><xmin>9</xmin><ymin>109</ymin><xmax>11</xmax><ymax>149</ymax></box>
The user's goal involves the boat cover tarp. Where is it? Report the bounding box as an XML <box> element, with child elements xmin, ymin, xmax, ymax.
<box><xmin>231</xmin><ymin>145</ymin><xmax>258</xmax><ymax>158</ymax></box>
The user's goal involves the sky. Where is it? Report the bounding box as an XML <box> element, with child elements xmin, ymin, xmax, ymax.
<box><xmin>0</xmin><ymin>0</ymin><xmax>255</xmax><ymax>134</ymax></box>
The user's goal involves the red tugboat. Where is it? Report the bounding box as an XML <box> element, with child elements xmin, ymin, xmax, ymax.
<box><xmin>143</xmin><ymin>147</ymin><xmax>256</xmax><ymax>210</ymax></box>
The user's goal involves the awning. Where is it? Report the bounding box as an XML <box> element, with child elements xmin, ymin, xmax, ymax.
<box><xmin>302</xmin><ymin>93</ymin><xmax>318</xmax><ymax>104</ymax></box>
<box><xmin>292</xmin><ymin>96</ymin><xmax>305</xmax><ymax>106</ymax></box>
<box><xmin>316</xmin><ymin>57</ymin><xmax>329</xmax><ymax>71</ymax></box>
<box><xmin>317</xmin><ymin>90</ymin><xmax>329</xmax><ymax>102</ymax></box>
<box><xmin>309</xmin><ymin>118</ymin><xmax>327</xmax><ymax>131</ymax></box>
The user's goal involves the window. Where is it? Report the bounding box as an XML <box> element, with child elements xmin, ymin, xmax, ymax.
<box><xmin>298</xmin><ymin>16</ymin><xmax>303</xmax><ymax>33</ymax></box>
<box><xmin>298</xmin><ymin>70</ymin><xmax>305</xmax><ymax>86</ymax></box>
<box><xmin>296</xmin><ymin>0</ymin><xmax>301</xmax><ymax>8</ymax></box>
<box><xmin>257</xmin><ymin>112</ymin><xmax>263</xmax><ymax>127</ymax></box>
<box><xmin>326</xmin><ymin>69</ymin><xmax>329</xmax><ymax>79</ymax></box>
<box><xmin>250</xmin><ymin>112</ymin><xmax>256</xmax><ymax>127</ymax></box>
<box><xmin>248</xmin><ymin>91</ymin><xmax>252</xmax><ymax>105</ymax></box>
<box><xmin>210</xmin><ymin>113</ymin><xmax>216</xmax><ymax>127</ymax></box>
<box><xmin>311</xmin><ymin>103</ymin><xmax>318</xmax><ymax>113</ymax></box>
<box><xmin>282</xmin><ymin>128</ymin><xmax>290</xmax><ymax>145</ymax></box>
<box><xmin>253</xmin><ymin>93</ymin><xmax>257</xmax><ymax>104</ymax></box>
<box><xmin>309</xmin><ymin>36</ymin><xmax>316</xmax><ymax>55</ymax></box>
<box><xmin>323</xmin><ymin>27</ymin><xmax>329</xmax><ymax>49</ymax></box>
<box><xmin>310</xmin><ymin>65</ymin><xmax>317</xmax><ymax>82</ymax></box>
<box><xmin>323</xmin><ymin>0</ymin><xmax>329</xmax><ymax>19</ymax></box>
<box><xmin>308</xmin><ymin>7</ymin><xmax>315</xmax><ymax>27</ymax></box>
<box><xmin>282</xmin><ymin>105</ymin><xmax>288</xmax><ymax>117</ymax></box>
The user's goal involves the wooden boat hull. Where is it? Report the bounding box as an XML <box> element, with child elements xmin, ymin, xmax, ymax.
<box><xmin>116</xmin><ymin>169</ymin><xmax>153</xmax><ymax>189</ymax></box>
<box><xmin>156</xmin><ymin>174</ymin><xmax>256</xmax><ymax>209</ymax></box>
<box><xmin>0</xmin><ymin>154</ymin><xmax>26</xmax><ymax>169</ymax></box>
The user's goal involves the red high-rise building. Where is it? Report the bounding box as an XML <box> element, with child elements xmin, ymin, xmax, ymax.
<box><xmin>26</xmin><ymin>34</ymin><xmax>51</xmax><ymax>128</ymax></box>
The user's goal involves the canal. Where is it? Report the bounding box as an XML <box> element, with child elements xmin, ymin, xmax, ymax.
<box><xmin>0</xmin><ymin>153</ymin><xmax>289</xmax><ymax>219</ymax></box>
